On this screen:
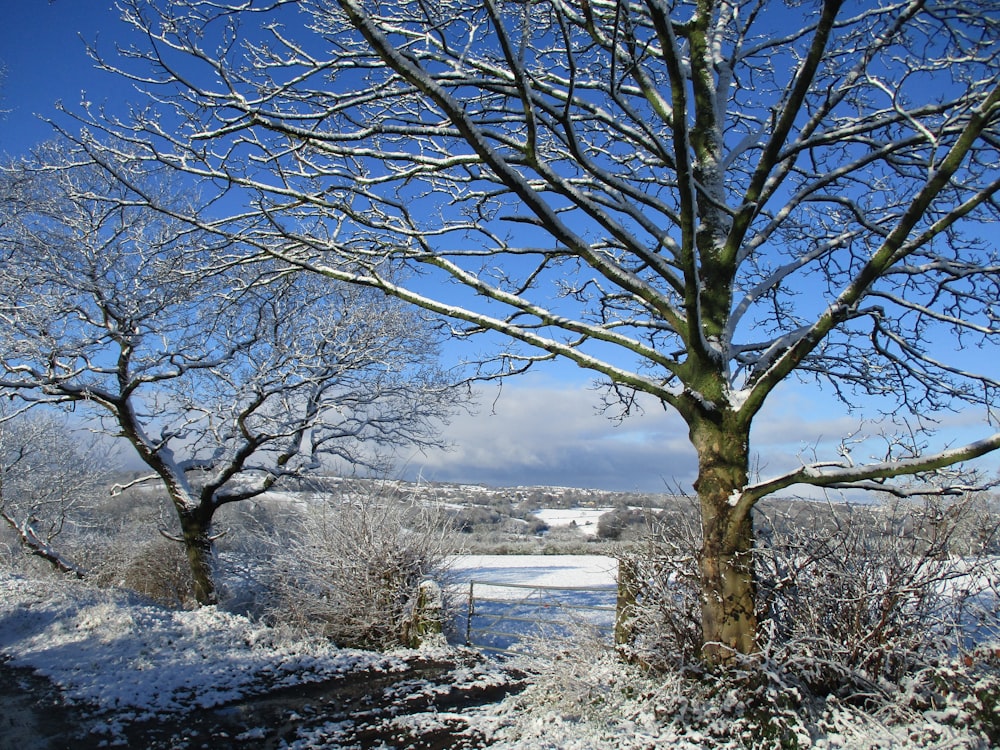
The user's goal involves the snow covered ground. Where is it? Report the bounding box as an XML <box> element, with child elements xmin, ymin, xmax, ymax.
<box><xmin>449</xmin><ymin>553</ymin><xmax>618</xmax><ymax>592</ymax></box>
<box><xmin>448</xmin><ymin>555</ymin><xmax>620</xmax><ymax>655</ymax></box>
<box><xmin>0</xmin><ymin>574</ymin><xmax>413</xmax><ymax>725</ymax></box>
<box><xmin>531</xmin><ymin>508</ymin><xmax>616</xmax><ymax>536</ymax></box>
<box><xmin>0</xmin><ymin>568</ymin><xmax>516</xmax><ymax>748</ymax></box>
<box><xmin>0</xmin><ymin>556</ymin><xmax>996</xmax><ymax>749</ymax></box>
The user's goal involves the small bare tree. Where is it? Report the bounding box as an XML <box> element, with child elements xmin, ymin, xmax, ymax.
<box><xmin>0</xmin><ymin>407</ymin><xmax>109</xmax><ymax>577</ymax></box>
<box><xmin>0</xmin><ymin>144</ymin><xmax>463</xmax><ymax>604</ymax></box>
<box><xmin>259</xmin><ymin>485</ymin><xmax>456</xmax><ymax>649</ymax></box>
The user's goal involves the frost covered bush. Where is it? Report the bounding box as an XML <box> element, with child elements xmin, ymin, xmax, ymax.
<box><xmin>755</xmin><ymin>494</ymin><xmax>1000</xmax><ymax>684</ymax></box>
<box><xmin>122</xmin><ymin>536</ymin><xmax>198</xmax><ymax>609</ymax></box>
<box><xmin>610</xmin><ymin>492</ymin><xmax>1000</xmax><ymax>745</ymax></box>
<box><xmin>615</xmin><ymin>505</ymin><xmax>705</xmax><ymax>667</ymax></box>
<box><xmin>258</xmin><ymin>488</ymin><xmax>456</xmax><ymax>649</ymax></box>
<box><xmin>618</xmin><ymin>494</ymin><xmax>999</xmax><ymax>684</ymax></box>
<box><xmin>488</xmin><ymin>640</ymin><xmax>1000</xmax><ymax>749</ymax></box>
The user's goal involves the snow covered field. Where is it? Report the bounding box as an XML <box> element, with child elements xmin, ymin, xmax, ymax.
<box><xmin>448</xmin><ymin>555</ymin><xmax>620</xmax><ymax>655</ymax></box>
<box><xmin>530</xmin><ymin>508</ymin><xmax>616</xmax><ymax>536</ymax></box>
<box><xmin>0</xmin><ymin>567</ymin><xmax>516</xmax><ymax>748</ymax></box>
<box><xmin>449</xmin><ymin>553</ymin><xmax>618</xmax><ymax>592</ymax></box>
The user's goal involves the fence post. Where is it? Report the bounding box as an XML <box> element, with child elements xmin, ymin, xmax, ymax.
<box><xmin>466</xmin><ymin>580</ymin><xmax>475</xmax><ymax>646</ymax></box>
<box><xmin>404</xmin><ymin>580</ymin><xmax>445</xmax><ymax>648</ymax></box>
<box><xmin>615</xmin><ymin>557</ymin><xmax>639</xmax><ymax>647</ymax></box>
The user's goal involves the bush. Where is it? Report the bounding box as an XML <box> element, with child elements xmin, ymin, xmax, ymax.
<box><xmin>489</xmin><ymin>634</ymin><xmax>1000</xmax><ymax>749</ymax></box>
<box><xmin>452</xmin><ymin>505</ymin><xmax>503</xmax><ymax>533</ymax></box>
<box><xmin>597</xmin><ymin>508</ymin><xmax>628</xmax><ymax>540</ymax></box>
<box><xmin>755</xmin><ymin>495</ymin><xmax>1000</xmax><ymax>684</ymax></box>
<box><xmin>258</xmin><ymin>487</ymin><xmax>456</xmax><ymax>649</ymax></box>
<box><xmin>617</xmin><ymin>493</ymin><xmax>1000</xmax><ymax>687</ymax></box>
<box><xmin>122</xmin><ymin>536</ymin><xmax>197</xmax><ymax>609</ymax></box>
<box><xmin>615</xmin><ymin>503</ymin><xmax>705</xmax><ymax>667</ymax></box>
<box><xmin>597</xmin><ymin>507</ymin><xmax>655</xmax><ymax>540</ymax></box>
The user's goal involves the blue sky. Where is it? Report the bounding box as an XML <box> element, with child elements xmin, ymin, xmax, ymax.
<box><xmin>2</xmin><ymin>1</ymin><xmax>997</xmax><ymax>494</ymax></box>
<box><xmin>0</xmin><ymin>1</ymin><xmax>123</xmax><ymax>155</ymax></box>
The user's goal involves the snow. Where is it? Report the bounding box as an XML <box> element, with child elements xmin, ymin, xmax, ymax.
<box><xmin>0</xmin><ymin>557</ymin><xmax>996</xmax><ymax>749</ymax></box>
<box><xmin>0</xmin><ymin>573</ymin><xmax>411</xmax><ymax>720</ymax></box>
<box><xmin>449</xmin><ymin>554</ymin><xmax>618</xmax><ymax>592</ymax></box>
<box><xmin>531</xmin><ymin>507</ymin><xmax>615</xmax><ymax>536</ymax></box>
<box><xmin>448</xmin><ymin>555</ymin><xmax>620</xmax><ymax>657</ymax></box>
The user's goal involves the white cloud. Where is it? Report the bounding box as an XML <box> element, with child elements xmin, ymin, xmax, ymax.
<box><xmin>399</xmin><ymin>376</ymin><xmax>1000</xmax><ymax>495</ymax></box>
<box><xmin>400</xmin><ymin>378</ymin><xmax>696</xmax><ymax>492</ymax></box>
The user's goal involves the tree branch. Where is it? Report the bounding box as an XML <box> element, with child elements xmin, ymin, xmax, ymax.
<box><xmin>740</xmin><ymin>433</ymin><xmax>1000</xmax><ymax>506</ymax></box>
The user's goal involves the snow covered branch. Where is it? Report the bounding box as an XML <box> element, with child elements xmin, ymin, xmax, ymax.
<box><xmin>741</xmin><ymin>433</ymin><xmax>1000</xmax><ymax>505</ymax></box>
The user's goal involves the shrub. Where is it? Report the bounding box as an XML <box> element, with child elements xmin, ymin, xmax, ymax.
<box><xmin>617</xmin><ymin>493</ymin><xmax>1000</xmax><ymax>688</ymax></box>
<box><xmin>490</xmin><ymin>633</ymin><xmax>1000</xmax><ymax>749</ymax></box>
<box><xmin>755</xmin><ymin>495</ymin><xmax>1000</xmax><ymax>684</ymax></box>
<box><xmin>258</xmin><ymin>487</ymin><xmax>457</xmax><ymax>649</ymax></box>
<box><xmin>615</xmin><ymin>503</ymin><xmax>705</xmax><ymax>667</ymax></box>
<box><xmin>597</xmin><ymin>508</ymin><xmax>628</xmax><ymax>540</ymax></box>
<box><xmin>597</xmin><ymin>507</ymin><xmax>655</xmax><ymax>540</ymax></box>
<box><xmin>122</xmin><ymin>536</ymin><xmax>197</xmax><ymax>609</ymax></box>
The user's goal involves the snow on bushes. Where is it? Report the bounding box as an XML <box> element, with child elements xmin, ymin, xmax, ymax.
<box><xmin>480</xmin><ymin>644</ymin><xmax>1000</xmax><ymax>749</ymax></box>
<box><xmin>254</xmin><ymin>490</ymin><xmax>456</xmax><ymax>649</ymax></box>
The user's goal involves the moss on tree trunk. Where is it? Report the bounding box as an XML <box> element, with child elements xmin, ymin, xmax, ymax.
<box><xmin>690</xmin><ymin>414</ymin><xmax>758</xmax><ymax>664</ymax></box>
<box><xmin>177</xmin><ymin>507</ymin><xmax>218</xmax><ymax>606</ymax></box>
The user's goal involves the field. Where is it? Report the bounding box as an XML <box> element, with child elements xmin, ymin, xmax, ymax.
<box><xmin>449</xmin><ymin>554</ymin><xmax>619</xmax><ymax>655</ymax></box>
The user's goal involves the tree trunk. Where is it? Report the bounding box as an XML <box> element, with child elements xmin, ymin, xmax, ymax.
<box><xmin>177</xmin><ymin>507</ymin><xmax>218</xmax><ymax>606</ymax></box>
<box><xmin>690</xmin><ymin>416</ymin><xmax>757</xmax><ymax>665</ymax></box>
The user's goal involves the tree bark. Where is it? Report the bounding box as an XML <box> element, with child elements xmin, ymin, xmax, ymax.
<box><xmin>177</xmin><ymin>507</ymin><xmax>218</xmax><ymax>606</ymax></box>
<box><xmin>690</xmin><ymin>415</ymin><xmax>757</xmax><ymax>665</ymax></box>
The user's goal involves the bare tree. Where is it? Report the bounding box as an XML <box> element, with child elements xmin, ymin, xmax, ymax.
<box><xmin>0</xmin><ymin>144</ymin><xmax>462</xmax><ymax>605</ymax></box>
<box><xmin>0</xmin><ymin>407</ymin><xmax>108</xmax><ymax>578</ymax></box>
<box><xmin>70</xmin><ymin>0</ymin><xmax>999</xmax><ymax>661</ymax></box>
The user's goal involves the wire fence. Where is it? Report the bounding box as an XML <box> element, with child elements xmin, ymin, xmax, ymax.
<box><xmin>464</xmin><ymin>579</ymin><xmax>620</xmax><ymax>657</ymax></box>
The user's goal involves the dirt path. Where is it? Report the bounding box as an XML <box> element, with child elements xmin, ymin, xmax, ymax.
<box><xmin>0</xmin><ymin>660</ymin><xmax>93</xmax><ymax>750</ymax></box>
<box><xmin>0</xmin><ymin>655</ymin><xmax>524</xmax><ymax>750</ymax></box>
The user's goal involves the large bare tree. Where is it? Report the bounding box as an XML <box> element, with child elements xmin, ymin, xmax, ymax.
<box><xmin>0</xmin><ymin>145</ymin><xmax>460</xmax><ymax>605</ymax></box>
<box><xmin>72</xmin><ymin>0</ymin><xmax>999</xmax><ymax>660</ymax></box>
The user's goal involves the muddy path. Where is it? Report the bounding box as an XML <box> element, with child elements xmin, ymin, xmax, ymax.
<box><xmin>0</xmin><ymin>655</ymin><xmax>525</xmax><ymax>750</ymax></box>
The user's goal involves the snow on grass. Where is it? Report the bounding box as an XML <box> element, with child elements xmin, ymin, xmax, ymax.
<box><xmin>448</xmin><ymin>554</ymin><xmax>618</xmax><ymax>594</ymax></box>
<box><xmin>0</xmin><ymin>571</ymin><xmax>412</xmax><ymax>720</ymax></box>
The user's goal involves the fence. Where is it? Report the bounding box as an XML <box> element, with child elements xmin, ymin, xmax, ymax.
<box><xmin>464</xmin><ymin>578</ymin><xmax>622</xmax><ymax>656</ymax></box>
